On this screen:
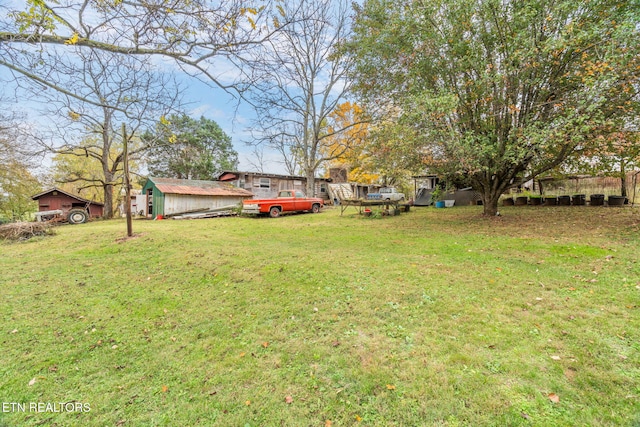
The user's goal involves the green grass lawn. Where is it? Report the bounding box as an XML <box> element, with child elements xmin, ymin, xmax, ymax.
<box><xmin>1</xmin><ymin>206</ymin><xmax>639</xmax><ymax>426</ymax></box>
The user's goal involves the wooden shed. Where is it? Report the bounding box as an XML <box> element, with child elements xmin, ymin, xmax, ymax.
<box><xmin>140</xmin><ymin>177</ymin><xmax>254</xmax><ymax>218</ymax></box>
<box><xmin>31</xmin><ymin>188</ymin><xmax>104</xmax><ymax>219</ymax></box>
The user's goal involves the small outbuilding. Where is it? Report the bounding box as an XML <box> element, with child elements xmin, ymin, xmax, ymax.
<box><xmin>31</xmin><ymin>188</ymin><xmax>104</xmax><ymax>223</ymax></box>
<box><xmin>140</xmin><ymin>177</ymin><xmax>254</xmax><ymax>219</ymax></box>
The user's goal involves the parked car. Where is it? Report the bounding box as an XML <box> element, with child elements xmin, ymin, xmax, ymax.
<box><xmin>367</xmin><ymin>187</ymin><xmax>405</xmax><ymax>201</ymax></box>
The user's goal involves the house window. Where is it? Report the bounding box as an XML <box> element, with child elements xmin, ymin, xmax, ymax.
<box><xmin>254</xmin><ymin>177</ymin><xmax>271</xmax><ymax>189</ymax></box>
<box><xmin>320</xmin><ymin>184</ymin><xmax>327</xmax><ymax>193</ymax></box>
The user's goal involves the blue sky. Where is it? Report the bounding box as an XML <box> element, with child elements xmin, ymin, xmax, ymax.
<box><xmin>1</xmin><ymin>66</ymin><xmax>287</xmax><ymax>175</ymax></box>
<box><xmin>167</xmin><ymin>77</ymin><xmax>287</xmax><ymax>175</ymax></box>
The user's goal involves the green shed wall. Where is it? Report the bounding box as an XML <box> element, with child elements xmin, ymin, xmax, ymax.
<box><xmin>141</xmin><ymin>179</ymin><xmax>165</xmax><ymax>218</ymax></box>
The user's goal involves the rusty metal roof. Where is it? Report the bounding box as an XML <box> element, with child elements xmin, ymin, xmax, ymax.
<box><xmin>149</xmin><ymin>177</ymin><xmax>254</xmax><ymax>197</ymax></box>
<box><xmin>155</xmin><ymin>184</ymin><xmax>253</xmax><ymax>197</ymax></box>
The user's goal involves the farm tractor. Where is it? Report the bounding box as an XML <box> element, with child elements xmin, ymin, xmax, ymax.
<box><xmin>34</xmin><ymin>205</ymin><xmax>91</xmax><ymax>225</ymax></box>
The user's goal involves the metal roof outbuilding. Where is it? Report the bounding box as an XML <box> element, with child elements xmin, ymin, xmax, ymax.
<box><xmin>140</xmin><ymin>177</ymin><xmax>254</xmax><ymax>218</ymax></box>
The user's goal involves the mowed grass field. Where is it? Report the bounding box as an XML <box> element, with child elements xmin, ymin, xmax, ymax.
<box><xmin>1</xmin><ymin>205</ymin><xmax>639</xmax><ymax>427</ymax></box>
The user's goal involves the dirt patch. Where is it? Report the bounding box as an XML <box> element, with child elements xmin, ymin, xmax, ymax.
<box><xmin>115</xmin><ymin>233</ymin><xmax>144</xmax><ymax>243</ymax></box>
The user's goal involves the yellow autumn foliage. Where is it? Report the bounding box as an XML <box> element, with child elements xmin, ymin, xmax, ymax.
<box><xmin>321</xmin><ymin>102</ymin><xmax>379</xmax><ymax>184</ymax></box>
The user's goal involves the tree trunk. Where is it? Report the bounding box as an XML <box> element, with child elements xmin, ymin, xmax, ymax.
<box><xmin>103</xmin><ymin>183</ymin><xmax>114</xmax><ymax>219</ymax></box>
<box><xmin>481</xmin><ymin>192</ymin><xmax>501</xmax><ymax>216</ymax></box>
<box><xmin>478</xmin><ymin>176</ymin><xmax>508</xmax><ymax>216</ymax></box>
<box><xmin>621</xmin><ymin>175</ymin><xmax>627</xmax><ymax>198</ymax></box>
<box><xmin>103</xmin><ymin>168</ymin><xmax>115</xmax><ymax>219</ymax></box>
<box><xmin>305</xmin><ymin>170</ymin><xmax>316</xmax><ymax>197</ymax></box>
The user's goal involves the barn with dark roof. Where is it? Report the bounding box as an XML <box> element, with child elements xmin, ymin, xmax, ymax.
<box><xmin>31</xmin><ymin>188</ymin><xmax>104</xmax><ymax>222</ymax></box>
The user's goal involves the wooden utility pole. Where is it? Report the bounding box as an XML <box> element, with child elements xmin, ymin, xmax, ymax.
<box><xmin>122</xmin><ymin>123</ymin><xmax>133</xmax><ymax>237</ymax></box>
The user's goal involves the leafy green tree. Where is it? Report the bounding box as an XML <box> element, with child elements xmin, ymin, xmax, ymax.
<box><xmin>347</xmin><ymin>0</ymin><xmax>640</xmax><ymax>215</ymax></box>
<box><xmin>0</xmin><ymin>160</ymin><xmax>41</xmax><ymax>222</ymax></box>
<box><xmin>143</xmin><ymin>115</ymin><xmax>238</xmax><ymax>180</ymax></box>
<box><xmin>0</xmin><ymin>121</ymin><xmax>41</xmax><ymax>221</ymax></box>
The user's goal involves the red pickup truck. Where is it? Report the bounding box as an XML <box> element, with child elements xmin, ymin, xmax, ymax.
<box><xmin>242</xmin><ymin>190</ymin><xmax>324</xmax><ymax>218</ymax></box>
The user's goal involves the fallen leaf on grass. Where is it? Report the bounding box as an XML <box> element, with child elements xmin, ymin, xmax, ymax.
<box><xmin>245</xmin><ymin>400</ymin><xmax>251</xmax><ymax>406</ymax></box>
<box><xmin>355</xmin><ymin>414</ymin><xmax>362</xmax><ymax>422</ymax></box>
<box><xmin>10</xmin><ymin>329</ymin><xmax>17</xmax><ymax>334</ymax></box>
<box><xmin>262</xmin><ymin>342</ymin><xmax>269</xmax><ymax>348</ymax></box>
<box><xmin>28</xmin><ymin>378</ymin><xmax>37</xmax><ymax>386</ymax></box>
<box><xmin>161</xmin><ymin>385</ymin><xmax>169</xmax><ymax>393</ymax></box>
<box><xmin>285</xmin><ymin>395</ymin><xmax>293</xmax><ymax>404</ymax></box>
<box><xmin>325</xmin><ymin>420</ymin><xmax>332</xmax><ymax>427</ymax></box>
<box><xmin>548</xmin><ymin>393</ymin><xmax>560</xmax><ymax>403</ymax></box>
<box><xmin>386</xmin><ymin>384</ymin><xmax>396</xmax><ymax>390</ymax></box>
<box><xmin>550</xmin><ymin>355</ymin><xmax>561</xmax><ymax>360</ymax></box>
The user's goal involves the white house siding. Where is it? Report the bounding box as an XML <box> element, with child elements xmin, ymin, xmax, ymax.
<box><xmin>163</xmin><ymin>194</ymin><xmax>244</xmax><ymax>216</ymax></box>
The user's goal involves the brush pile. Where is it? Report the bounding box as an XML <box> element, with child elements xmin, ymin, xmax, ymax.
<box><xmin>0</xmin><ymin>222</ymin><xmax>55</xmax><ymax>241</ymax></box>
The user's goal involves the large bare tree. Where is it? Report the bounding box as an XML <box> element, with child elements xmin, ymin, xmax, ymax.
<box><xmin>0</xmin><ymin>1</ymin><xmax>287</xmax><ymax>102</ymax></box>
<box><xmin>31</xmin><ymin>49</ymin><xmax>181</xmax><ymax>218</ymax></box>
<box><xmin>246</xmin><ymin>0</ymin><xmax>361</xmax><ymax>196</ymax></box>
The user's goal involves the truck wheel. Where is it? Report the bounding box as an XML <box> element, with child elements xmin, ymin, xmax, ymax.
<box><xmin>68</xmin><ymin>209</ymin><xmax>88</xmax><ymax>224</ymax></box>
<box><xmin>269</xmin><ymin>207</ymin><xmax>281</xmax><ymax>218</ymax></box>
<box><xmin>311</xmin><ymin>203</ymin><xmax>320</xmax><ymax>213</ymax></box>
